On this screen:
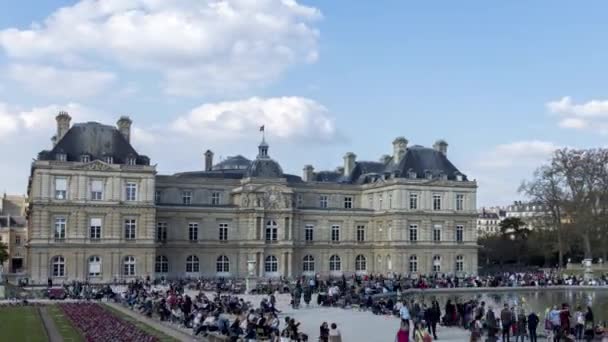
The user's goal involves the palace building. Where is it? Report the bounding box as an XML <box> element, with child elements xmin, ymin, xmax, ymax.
<box><xmin>26</xmin><ymin>113</ymin><xmax>478</xmax><ymax>283</ymax></box>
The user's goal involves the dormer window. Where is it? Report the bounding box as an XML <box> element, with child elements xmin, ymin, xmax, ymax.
<box><xmin>408</xmin><ymin>169</ymin><xmax>417</xmax><ymax>179</ymax></box>
<box><xmin>126</xmin><ymin>156</ymin><xmax>136</xmax><ymax>166</ymax></box>
<box><xmin>425</xmin><ymin>170</ymin><xmax>433</xmax><ymax>179</ymax></box>
<box><xmin>104</xmin><ymin>156</ymin><xmax>113</xmax><ymax>164</ymax></box>
<box><xmin>81</xmin><ymin>154</ymin><xmax>90</xmax><ymax>163</ymax></box>
<box><xmin>56</xmin><ymin>152</ymin><xmax>67</xmax><ymax>162</ymax></box>
<box><xmin>439</xmin><ymin>172</ymin><xmax>448</xmax><ymax>181</ymax></box>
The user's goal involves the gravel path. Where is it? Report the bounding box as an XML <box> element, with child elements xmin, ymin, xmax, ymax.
<box><xmin>38</xmin><ymin>306</ymin><xmax>63</xmax><ymax>342</ymax></box>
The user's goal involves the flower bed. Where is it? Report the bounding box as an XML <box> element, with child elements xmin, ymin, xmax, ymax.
<box><xmin>59</xmin><ymin>303</ymin><xmax>159</xmax><ymax>342</ymax></box>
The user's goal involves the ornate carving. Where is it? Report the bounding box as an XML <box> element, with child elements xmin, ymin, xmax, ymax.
<box><xmin>73</xmin><ymin>160</ymin><xmax>114</xmax><ymax>171</ymax></box>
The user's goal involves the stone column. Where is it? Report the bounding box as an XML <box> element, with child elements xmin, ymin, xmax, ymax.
<box><xmin>287</xmin><ymin>252</ymin><xmax>292</xmax><ymax>278</ymax></box>
<box><xmin>258</xmin><ymin>252</ymin><xmax>264</xmax><ymax>277</ymax></box>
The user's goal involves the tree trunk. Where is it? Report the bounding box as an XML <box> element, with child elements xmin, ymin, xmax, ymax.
<box><xmin>557</xmin><ymin>228</ymin><xmax>564</xmax><ymax>268</ymax></box>
<box><xmin>582</xmin><ymin>231</ymin><xmax>593</xmax><ymax>259</ymax></box>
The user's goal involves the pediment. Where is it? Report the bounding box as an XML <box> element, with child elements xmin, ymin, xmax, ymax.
<box><xmin>72</xmin><ymin>160</ymin><xmax>117</xmax><ymax>171</ymax></box>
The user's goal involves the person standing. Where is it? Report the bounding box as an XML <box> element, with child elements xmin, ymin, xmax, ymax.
<box><xmin>501</xmin><ymin>303</ymin><xmax>513</xmax><ymax>342</ymax></box>
<box><xmin>425</xmin><ymin>300</ymin><xmax>440</xmax><ymax>340</ymax></box>
<box><xmin>470</xmin><ymin>314</ymin><xmax>483</xmax><ymax>342</ymax></box>
<box><xmin>400</xmin><ymin>302</ymin><xmax>411</xmax><ymax>327</ymax></box>
<box><xmin>395</xmin><ymin>321</ymin><xmax>410</xmax><ymax>342</ymax></box>
<box><xmin>527</xmin><ymin>311</ymin><xmax>539</xmax><ymax>342</ymax></box>
<box><xmin>319</xmin><ymin>322</ymin><xmax>329</xmax><ymax>342</ymax></box>
<box><xmin>574</xmin><ymin>306</ymin><xmax>585</xmax><ymax>340</ymax></box>
<box><xmin>514</xmin><ymin>309</ymin><xmax>527</xmax><ymax>342</ymax></box>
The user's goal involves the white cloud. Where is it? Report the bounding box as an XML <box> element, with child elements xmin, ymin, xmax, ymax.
<box><xmin>0</xmin><ymin>103</ymin><xmax>20</xmax><ymax>139</ymax></box>
<box><xmin>7</xmin><ymin>64</ymin><xmax>116</xmax><ymax>98</ymax></box>
<box><xmin>0</xmin><ymin>0</ymin><xmax>321</xmax><ymax>96</ymax></box>
<box><xmin>172</xmin><ymin>96</ymin><xmax>336</xmax><ymax>141</ymax></box>
<box><xmin>470</xmin><ymin>140</ymin><xmax>562</xmax><ymax>206</ymax></box>
<box><xmin>547</xmin><ymin>96</ymin><xmax>608</xmax><ymax>134</ymax></box>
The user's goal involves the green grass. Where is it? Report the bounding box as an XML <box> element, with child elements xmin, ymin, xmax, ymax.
<box><xmin>0</xmin><ymin>306</ymin><xmax>48</xmax><ymax>342</ymax></box>
<box><xmin>47</xmin><ymin>305</ymin><xmax>84</xmax><ymax>342</ymax></box>
<box><xmin>103</xmin><ymin>304</ymin><xmax>180</xmax><ymax>342</ymax></box>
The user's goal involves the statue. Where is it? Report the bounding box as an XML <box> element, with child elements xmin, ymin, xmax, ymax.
<box><xmin>246</xmin><ymin>259</ymin><xmax>257</xmax><ymax>294</ymax></box>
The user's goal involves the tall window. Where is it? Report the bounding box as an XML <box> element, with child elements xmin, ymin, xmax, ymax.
<box><xmin>265</xmin><ymin>255</ymin><xmax>278</xmax><ymax>273</ymax></box>
<box><xmin>303</xmin><ymin>255</ymin><xmax>315</xmax><ymax>272</ymax></box>
<box><xmin>296</xmin><ymin>194</ymin><xmax>303</xmax><ymax>208</ymax></box>
<box><xmin>89</xmin><ymin>218</ymin><xmax>102</xmax><ymax>240</ymax></box>
<box><xmin>56</xmin><ymin>153</ymin><xmax>67</xmax><ymax>162</ymax></box>
<box><xmin>433</xmin><ymin>194</ymin><xmax>442</xmax><ymax>210</ymax></box>
<box><xmin>409</xmin><ymin>224</ymin><xmax>418</xmax><ymax>242</ymax></box>
<box><xmin>432</xmin><ymin>255</ymin><xmax>441</xmax><ymax>272</ymax></box>
<box><xmin>356</xmin><ymin>225</ymin><xmax>365</xmax><ymax>242</ymax></box>
<box><xmin>88</xmin><ymin>256</ymin><xmax>101</xmax><ymax>277</ymax></box>
<box><xmin>331</xmin><ymin>224</ymin><xmax>340</xmax><ymax>242</ymax></box>
<box><xmin>54</xmin><ymin>216</ymin><xmax>66</xmax><ymax>239</ymax></box>
<box><xmin>125</xmin><ymin>182</ymin><xmax>137</xmax><ymax>201</ymax></box>
<box><xmin>186</xmin><ymin>255</ymin><xmax>199</xmax><ymax>273</ymax></box>
<box><xmin>219</xmin><ymin>223</ymin><xmax>228</xmax><ymax>241</ymax></box>
<box><xmin>123</xmin><ymin>256</ymin><xmax>136</xmax><ymax>276</ymax></box>
<box><xmin>216</xmin><ymin>255</ymin><xmax>230</xmax><ymax>273</ymax></box>
<box><xmin>211</xmin><ymin>192</ymin><xmax>221</xmax><ymax>205</ymax></box>
<box><xmin>104</xmin><ymin>156</ymin><xmax>113</xmax><ymax>164</ymax></box>
<box><xmin>409</xmin><ymin>193</ymin><xmax>418</xmax><ymax>210</ymax></box>
<box><xmin>126</xmin><ymin>157</ymin><xmax>136</xmax><ymax>166</ymax></box>
<box><xmin>355</xmin><ymin>255</ymin><xmax>367</xmax><ymax>272</ymax></box>
<box><xmin>90</xmin><ymin>180</ymin><xmax>103</xmax><ymax>201</ymax></box>
<box><xmin>155</xmin><ymin>255</ymin><xmax>169</xmax><ymax>273</ymax></box>
<box><xmin>15</xmin><ymin>235</ymin><xmax>21</xmax><ymax>245</ymax></box>
<box><xmin>456</xmin><ymin>225</ymin><xmax>464</xmax><ymax>242</ymax></box>
<box><xmin>329</xmin><ymin>255</ymin><xmax>341</xmax><ymax>271</ymax></box>
<box><xmin>378</xmin><ymin>193</ymin><xmax>383</xmax><ymax>209</ymax></box>
<box><xmin>155</xmin><ymin>191</ymin><xmax>161</xmax><ymax>204</ymax></box>
<box><xmin>456</xmin><ymin>194</ymin><xmax>464</xmax><ymax>211</ymax></box>
<box><xmin>456</xmin><ymin>255</ymin><xmax>464</xmax><ymax>272</ymax></box>
<box><xmin>189</xmin><ymin>223</ymin><xmax>198</xmax><ymax>241</ymax></box>
<box><xmin>344</xmin><ymin>196</ymin><xmax>353</xmax><ymax>209</ymax></box>
<box><xmin>388</xmin><ymin>193</ymin><xmax>393</xmax><ymax>208</ymax></box>
<box><xmin>409</xmin><ymin>255</ymin><xmax>418</xmax><ymax>273</ymax></box>
<box><xmin>265</xmin><ymin>220</ymin><xmax>278</xmax><ymax>241</ymax></box>
<box><xmin>55</xmin><ymin>177</ymin><xmax>67</xmax><ymax>200</ymax></box>
<box><xmin>156</xmin><ymin>222</ymin><xmax>167</xmax><ymax>242</ymax></box>
<box><xmin>182</xmin><ymin>191</ymin><xmax>192</xmax><ymax>205</ymax></box>
<box><xmin>319</xmin><ymin>195</ymin><xmax>328</xmax><ymax>208</ymax></box>
<box><xmin>305</xmin><ymin>224</ymin><xmax>314</xmax><ymax>242</ymax></box>
<box><xmin>124</xmin><ymin>219</ymin><xmax>136</xmax><ymax>240</ymax></box>
<box><xmin>433</xmin><ymin>224</ymin><xmax>441</xmax><ymax>242</ymax></box>
<box><xmin>368</xmin><ymin>195</ymin><xmax>373</xmax><ymax>208</ymax></box>
<box><xmin>81</xmin><ymin>154</ymin><xmax>90</xmax><ymax>163</ymax></box>
<box><xmin>52</xmin><ymin>256</ymin><xmax>65</xmax><ymax>277</ymax></box>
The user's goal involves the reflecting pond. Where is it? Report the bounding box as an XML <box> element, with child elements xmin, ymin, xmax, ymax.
<box><xmin>402</xmin><ymin>289</ymin><xmax>608</xmax><ymax>322</ymax></box>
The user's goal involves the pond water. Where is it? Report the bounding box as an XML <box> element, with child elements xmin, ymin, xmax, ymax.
<box><xmin>402</xmin><ymin>289</ymin><xmax>608</xmax><ymax>322</ymax></box>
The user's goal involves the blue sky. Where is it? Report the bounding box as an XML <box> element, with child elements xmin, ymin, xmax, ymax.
<box><xmin>1</xmin><ymin>1</ymin><xmax>607</xmax><ymax>206</ymax></box>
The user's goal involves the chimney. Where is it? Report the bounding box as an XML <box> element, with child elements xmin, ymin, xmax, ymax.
<box><xmin>343</xmin><ymin>152</ymin><xmax>356</xmax><ymax>177</ymax></box>
<box><xmin>56</xmin><ymin>111</ymin><xmax>72</xmax><ymax>142</ymax></box>
<box><xmin>117</xmin><ymin>116</ymin><xmax>133</xmax><ymax>143</ymax></box>
<box><xmin>392</xmin><ymin>137</ymin><xmax>408</xmax><ymax>164</ymax></box>
<box><xmin>51</xmin><ymin>135</ymin><xmax>57</xmax><ymax>147</ymax></box>
<box><xmin>433</xmin><ymin>139</ymin><xmax>448</xmax><ymax>156</ymax></box>
<box><xmin>380</xmin><ymin>154</ymin><xmax>392</xmax><ymax>164</ymax></box>
<box><xmin>204</xmin><ymin>150</ymin><xmax>214</xmax><ymax>171</ymax></box>
<box><xmin>303</xmin><ymin>165</ymin><xmax>314</xmax><ymax>182</ymax></box>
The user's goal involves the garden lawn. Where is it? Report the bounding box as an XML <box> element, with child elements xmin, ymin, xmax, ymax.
<box><xmin>0</xmin><ymin>306</ymin><xmax>47</xmax><ymax>342</ymax></box>
<box><xmin>102</xmin><ymin>305</ymin><xmax>179</xmax><ymax>342</ymax></box>
<box><xmin>48</xmin><ymin>304</ymin><xmax>84</xmax><ymax>342</ymax></box>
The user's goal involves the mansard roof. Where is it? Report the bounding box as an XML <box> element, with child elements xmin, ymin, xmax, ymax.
<box><xmin>212</xmin><ymin>155</ymin><xmax>251</xmax><ymax>171</ymax></box>
<box><xmin>37</xmin><ymin>122</ymin><xmax>150</xmax><ymax>165</ymax></box>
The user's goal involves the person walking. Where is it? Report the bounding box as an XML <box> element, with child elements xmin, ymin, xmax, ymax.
<box><xmin>501</xmin><ymin>304</ymin><xmax>513</xmax><ymax>342</ymax></box>
<box><xmin>395</xmin><ymin>321</ymin><xmax>410</xmax><ymax>342</ymax></box>
<box><xmin>470</xmin><ymin>314</ymin><xmax>483</xmax><ymax>342</ymax></box>
<box><xmin>514</xmin><ymin>309</ymin><xmax>527</xmax><ymax>342</ymax></box>
<box><xmin>329</xmin><ymin>322</ymin><xmax>342</xmax><ymax>342</ymax></box>
<box><xmin>527</xmin><ymin>311</ymin><xmax>539</xmax><ymax>342</ymax></box>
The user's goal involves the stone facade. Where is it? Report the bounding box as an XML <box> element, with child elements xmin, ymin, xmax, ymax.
<box><xmin>26</xmin><ymin>113</ymin><xmax>478</xmax><ymax>284</ymax></box>
<box><xmin>0</xmin><ymin>194</ymin><xmax>28</xmax><ymax>275</ymax></box>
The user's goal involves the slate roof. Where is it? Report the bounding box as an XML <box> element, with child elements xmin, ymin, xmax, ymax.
<box><xmin>393</xmin><ymin>145</ymin><xmax>465</xmax><ymax>181</ymax></box>
<box><xmin>246</xmin><ymin>158</ymin><xmax>283</xmax><ymax>178</ymax></box>
<box><xmin>37</xmin><ymin>122</ymin><xmax>150</xmax><ymax>165</ymax></box>
<box><xmin>212</xmin><ymin>155</ymin><xmax>251</xmax><ymax>171</ymax></box>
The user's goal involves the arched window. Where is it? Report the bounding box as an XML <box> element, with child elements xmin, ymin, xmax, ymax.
<box><xmin>52</xmin><ymin>256</ymin><xmax>65</xmax><ymax>277</ymax></box>
<box><xmin>265</xmin><ymin>220</ymin><xmax>278</xmax><ymax>241</ymax></box>
<box><xmin>216</xmin><ymin>255</ymin><xmax>230</xmax><ymax>273</ymax></box>
<box><xmin>432</xmin><ymin>255</ymin><xmax>441</xmax><ymax>273</ymax></box>
<box><xmin>265</xmin><ymin>255</ymin><xmax>278</xmax><ymax>273</ymax></box>
<box><xmin>409</xmin><ymin>255</ymin><xmax>418</xmax><ymax>273</ymax></box>
<box><xmin>303</xmin><ymin>255</ymin><xmax>315</xmax><ymax>272</ymax></box>
<box><xmin>355</xmin><ymin>255</ymin><xmax>367</xmax><ymax>272</ymax></box>
<box><xmin>155</xmin><ymin>255</ymin><xmax>168</xmax><ymax>274</ymax></box>
<box><xmin>123</xmin><ymin>256</ymin><xmax>136</xmax><ymax>276</ymax></box>
<box><xmin>186</xmin><ymin>255</ymin><xmax>199</xmax><ymax>273</ymax></box>
<box><xmin>88</xmin><ymin>256</ymin><xmax>101</xmax><ymax>277</ymax></box>
<box><xmin>456</xmin><ymin>255</ymin><xmax>464</xmax><ymax>272</ymax></box>
<box><xmin>329</xmin><ymin>255</ymin><xmax>341</xmax><ymax>271</ymax></box>
<box><xmin>386</xmin><ymin>254</ymin><xmax>392</xmax><ymax>271</ymax></box>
